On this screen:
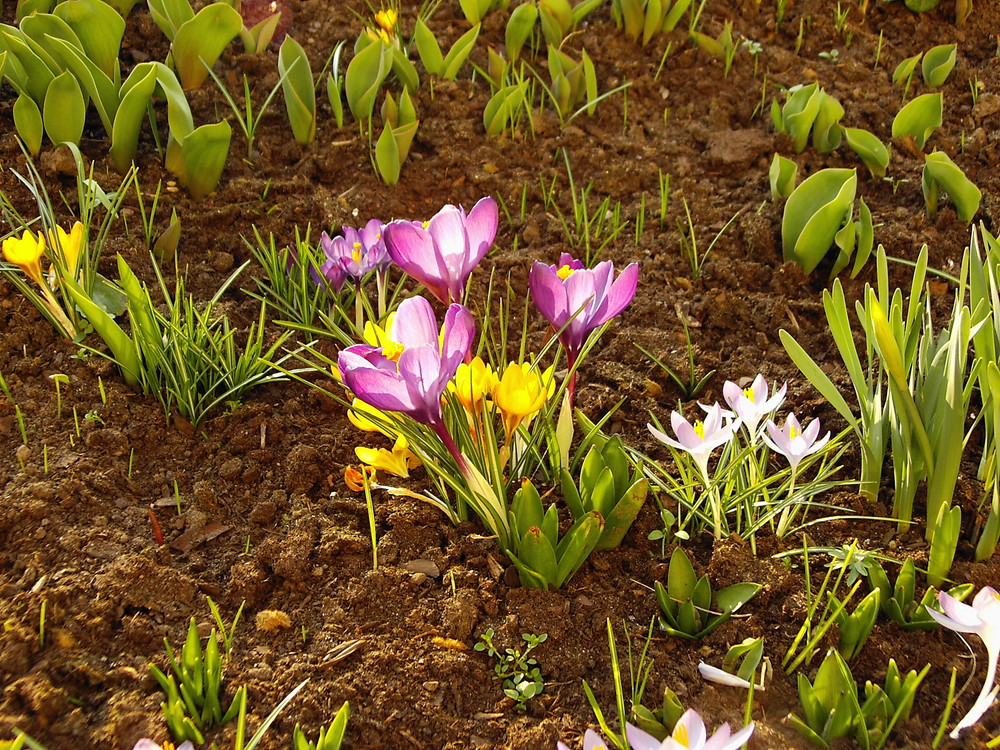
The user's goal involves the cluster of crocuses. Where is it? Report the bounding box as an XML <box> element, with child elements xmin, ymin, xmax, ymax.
<box><xmin>648</xmin><ymin>374</ymin><xmax>831</xmax><ymax>538</ymax></box>
<box><xmin>331</xmin><ymin>197</ymin><xmax>639</xmax><ymax>493</ymax></box>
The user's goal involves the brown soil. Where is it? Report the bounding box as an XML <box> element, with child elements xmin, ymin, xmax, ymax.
<box><xmin>1</xmin><ymin>0</ymin><xmax>999</xmax><ymax>748</ymax></box>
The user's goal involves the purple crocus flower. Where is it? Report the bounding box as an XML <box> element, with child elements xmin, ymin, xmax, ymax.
<box><xmin>382</xmin><ymin>197</ymin><xmax>498</xmax><ymax>305</ymax></box>
<box><xmin>338</xmin><ymin>296</ymin><xmax>474</xmax><ymax>462</ymax></box>
<box><xmin>530</xmin><ymin>253</ymin><xmax>638</xmax><ymax>400</ymax></box>
<box><xmin>320</xmin><ymin>219</ymin><xmax>389</xmax><ymax>285</ymax></box>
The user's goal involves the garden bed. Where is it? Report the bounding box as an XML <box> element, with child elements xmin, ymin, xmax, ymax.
<box><xmin>1</xmin><ymin>0</ymin><xmax>999</xmax><ymax>748</ymax></box>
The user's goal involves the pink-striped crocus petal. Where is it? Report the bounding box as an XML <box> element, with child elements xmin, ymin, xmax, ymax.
<box><xmin>707</xmin><ymin>722</ymin><xmax>755</xmax><ymax>750</ymax></box>
<box><xmin>625</xmin><ymin>723</ymin><xmax>664</xmax><ymax>750</ymax></box>
<box><xmin>464</xmin><ymin>196</ymin><xmax>499</xmax><ymax>267</ymax></box>
<box><xmin>563</xmin><ymin>262</ymin><xmax>613</xmax><ymax>327</ymax></box>
<box><xmin>927</xmin><ymin>590</ymin><xmax>989</xmax><ymax>633</ymax></box>
<box><xmin>440</xmin><ymin>303</ymin><xmax>475</xmax><ymax>369</ymax></box>
<box><xmin>594</xmin><ymin>261</ymin><xmax>639</xmax><ymax>326</ymax></box>
<box><xmin>390</xmin><ymin>296</ymin><xmax>440</xmax><ymax>350</ymax></box>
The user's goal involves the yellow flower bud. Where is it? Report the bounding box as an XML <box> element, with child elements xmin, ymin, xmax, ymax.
<box><xmin>46</xmin><ymin>222</ymin><xmax>85</xmax><ymax>277</ymax></box>
<box><xmin>493</xmin><ymin>362</ymin><xmax>549</xmax><ymax>438</ymax></box>
<box><xmin>450</xmin><ymin>356</ymin><xmax>497</xmax><ymax>414</ymax></box>
<box><xmin>2</xmin><ymin>229</ymin><xmax>46</xmax><ymax>287</ymax></box>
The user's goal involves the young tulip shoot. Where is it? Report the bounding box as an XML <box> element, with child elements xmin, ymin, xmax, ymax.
<box><xmin>529</xmin><ymin>253</ymin><xmax>638</xmax><ymax>402</ymax></box>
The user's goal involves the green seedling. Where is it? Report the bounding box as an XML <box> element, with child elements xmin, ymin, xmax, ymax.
<box><xmin>169</xmin><ymin>2</ymin><xmax>242</xmax><ymax>89</ymax></box>
<box><xmin>413</xmin><ymin>18</ymin><xmax>480</xmax><ymax>80</ymax></box>
<box><xmin>205</xmin><ymin>63</ymin><xmax>293</xmax><ymax>158</ymax></box>
<box><xmin>505</xmin><ymin>479</ymin><xmax>603</xmax><ymax>590</ymax></box>
<box><xmin>612</xmin><ymin>0</ymin><xmax>692</xmax><ymax>46</ymax></box>
<box><xmin>655</xmin><ymin>547</ymin><xmax>760</xmax><ymax>640</ymax></box>
<box><xmin>150</xmin><ymin>617</ymin><xmax>244</xmax><ymax>744</ymax></box>
<box><xmin>206</xmin><ymin>597</ymin><xmax>245</xmax><ymax>658</ymax></box>
<box><xmin>48</xmin><ymin>373</ymin><xmax>68</xmax><ymax>419</ymax></box>
<box><xmin>789</xmin><ymin>649</ymin><xmax>928</xmax><ymax>749</ymax></box>
<box><xmin>475</xmin><ymin>628</ymin><xmax>547</xmax><ymax>710</ymax></box>
<box><xmin>865</xmin><ymin>558</ymin><xmax>973</xmax><ymax>631</ymax></box>
<box><xmin>833</xmin><ymin>587</ymin><xmax>880</xmax><ymax>660</ymax></box>
<box><xmin>374</xmin><ymin>88</ymin><xmax>419</xmax><ymax>185</ymax></box>
<box><xmin>769</xmin><ymin>152</ymin><xmax>797</xmax><ymax>199</ymax></box>
<box><xmin>561</xmin><ymin>435</ymin><xmax>648</xmax><ymax>550</ymax></box>
<box><xmin>782</xmin><ymin>168</ymin><xmax>873</xmax><ymax>278</ymax></box>
<box><xmin>771</xmin><ymin>82</ymin><xmax>844</xmax><ymax>154</ymax></box>
<box><xmin>293</xmin><ymin>701</ymin><xmax>350</xmax><ymax>750</ymax></box>
<box><xmin>690</xmin><ymin>20</ymin><xmax>737</xmax><ymax>77</ymax></box>
<box><xmin>239</xmin><ymin>4</ymin><xmax>283</xmax><ymax>53</ymax></box>
<box><xmin>922</xmin><ymin>43</ymin><xmax>957</xmax><ymax>88</ymax></box>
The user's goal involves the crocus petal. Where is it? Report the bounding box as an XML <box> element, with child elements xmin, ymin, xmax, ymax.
<box><xmin>384</xmin><ymin>220</ymin><xmax>450</xmax><ymax>303</ymax></box>
<box><xmin>698</xmin><ymin>662</ymin><xmax>758</xmax><ymax>690</ymax></box>
<box><xmin>529</xmin><ymin>261</ymin><xmax>571</xmax><ymax>329</ymax></box>
<box><xmin>440</xmin><ymin>303</ymin><xmax>475</xmax><ymax>370</ymax></box>
<box><xmin>582</xmin><ymin>728</ymin><xmax>609</xmax><ymax>750</ymax></box>
<box><xmin>593</xmin><ymin>261</ymin><xmax>639</xmax><ymax>326</ymax></box>
<box><xmin>649</xmin><ymin>423</ymin><xmax>686</xmax><ymax>452</ymax></box>
<box><xmin>712</xmin><ymin>722</ymin><xmax>754</xmax><ymax>750</ymax></box>
<box><xmin>340</xmin><ymin>364</ymin><xmax>417</xmax><ymax>414</ymax></box>
<box><xmin>929</xmin><ymin>592</ymin><xmax>986</xmax><ymax>632</ymax></box>
<box><xmin>625</xmin><ymin>723</ymin><xmax>663</xmax><ymax>750</ymax></box>
<box><xmin>391</xmin><ymin>296</ymin><xmax>440</xmax><ymax>349</ymax></box>
<box><xmin>464</xmin><ymin>196</ymin><xmax>498</xmax><ymax>268</ymax></box>
<box><xmin>673</xmin><ymin>708</ymin><xmax>708</xmax><ymax>749</ymax></box>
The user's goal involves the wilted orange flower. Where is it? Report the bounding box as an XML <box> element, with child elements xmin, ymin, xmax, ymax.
<box><xmin>344</xmin><ymin>464</ymin><xmax>377</xmax><ymax>492</ymax></box>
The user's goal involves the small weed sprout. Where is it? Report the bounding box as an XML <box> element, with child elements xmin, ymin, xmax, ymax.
<box><xmin>475</xmin><ymin>628</ymin><xmax>547</xmax><ymax>710</ymax></box>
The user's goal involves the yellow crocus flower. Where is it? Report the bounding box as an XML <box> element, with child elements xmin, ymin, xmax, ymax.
<box><xmin>363</xmin><ymin>314</ymin><xmax>404</xmax><ymax>360</ymax></box>
<box><xmin>375</xmin><ymin>8</ymin><xmax>397</xmax><ymax>35</ymax></box>
<box><xmin>493</xmin><ymin>362</ymin><xmax>549</xmax><ymax>439</ymax></box>
<box><xmin>2</xmin><ymin>229</ymin><xmax>46</xmax><ymax>287</ymax></box>
<box><xmin>356</xmin><ymin>435</ymin><xmax>420</xmax><ymax>478</ymax></box>
<box><xmin>450</xmin><ymin>356</ymin><xmax>498</xmax><ymax>415</ymax></box>
<box><xmin>47</xmin><ymin>222</ymin><xmax>85</xmax><ymax>277</ymax></box>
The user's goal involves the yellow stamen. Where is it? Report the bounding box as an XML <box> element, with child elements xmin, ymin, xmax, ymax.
<box><xmin>694</xmin><ymin>420</ymin><xmax>705</xmax><ymax>440</ymax></box>
<box><xmin>352</xmin><ymin>242</ymin><xmax>363</xmax><ymax>264</ymax></box>
<box><xmin>556</xmin><ymin>264</ymin><xmax>575</xmax><ymax>280</ymax></box>
<box><xmin>790</xmin><ymin>425</ymin><xmax>800</xmax><ymax>439</ymax></box>
<box><xmin>743</xmin><ymin>386</ymin><xmax>755</xmax><ymax>402</ymax></box>
<box><xmin>672</xmin><ymin>722</ymin><xmax>690</xmax><ymax>747</ymax></box>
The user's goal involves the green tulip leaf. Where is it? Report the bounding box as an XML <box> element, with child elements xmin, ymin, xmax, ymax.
<box><xmin>505</xmin><ymin>2</ymin><xmax>538</xmax><ymax>62</ymax></box>
<box><xmin>782</xmin><ymin>168</ymin><xmax>857</xmax><ymax>274</ymax></box>
<box><xmin>171</xmin><ymin>3</ymin><xmax>242</xmax><ymax>89</ymax></box>
<box><xmin>553</xmin><ymin>511</ymin><xmax>603</xmax><ymax>588</ymax></box>
<box><xmin>110</xmin><ymin>62</ymin><xmax>157</xmax><ymax>172</ymax></box>
<box><xmin>179</xmin><ymin>120</ymin><xmax>232</xmax><ymax>200</ymax></box>
<box><xmin>43</xmin><ymin>70</ymin><xmax>86</xmax><ymax>145</ymax></box>
<box><xmin>345</xmin><ymin>39</ymin><xmax>387</xmax><ymax>121</ymax></box>
<box><xmin>921</xmin><ymin>43</ymin><xmax>956</xmax><ymax>88</ymax></box>
<box><xmin>891</xmin><ymin>92</ymin><xmax>942</xmax><ymax>150</ymax></box>
<box><xmin>843</xmin><ymin>127</ymin><xmax>889</xmax><ymax>178</ymax></box>
<box><xmin>441</xmin><ymin>23</ymin><xmax>479</xmax><ymax>81</ymax></box>
<box><xmin>667</xmin><ymin>546</ymin><xmax>697</xmax><ymax>602</ymax></box>
<box><xmin>44</xmin><ymin>35</ymin><xmax>118</xmax><ymax>134</ymax></box>
<box><xmin>516</xmin><ymin>526</ymin><xmax>558</xmax><ymax>589</ymax></box>
<box><xmin>1</xmin><ymin>27</ymin><xmax>57</xmax><ymax>104</ymax></box>
<box><xmin>61</xmin><ymin>271</ymin><xmax>140</xmax><ymax>386</ymax></box>
<box><xmin>16</xmin><ymin>0</ymin><xmax>55</xmax><ymax>22</ymax></box>
<box><xmin>781</xmin><ymin>83</ymin><xmax>822</xmax><ymax>154</ymax></box>
<box><xmin>13</xmin><ymin>91</ymin><xmax>43</xmax><ymax>155</ymax></box>
<box><xmin>146</xmin><ymin>0</ymin><xmax>194</xmax><ymax>41</ymax></box>
<box><xmin>769</xmin><ymin>153</ymin><xmax>798</xmax><ymax>200</ymax></box>
<box><xmin>374</xmin><ymin>122</ymin><xmax>400</xmax><ymax>185</ymax></box>
<box><xmin>922</xmin><ymin>150</ymin><xmax>981</xmax><ymax>223</ymax></box>
<box><xmin>54</xmin><ymin>0</ymin><xmax>124</xmax><ymax>81</ymax></box>
<box><xmin>413</xmin><ymin>17</ymin><xmax>443</xmax><ymax>76</ymax></box>
<box><xmin>278</xmin><ymin>35</ymin><xmax>316</xmax><ymax>145</ymax></box>
<box><xmin>598</xmin><ymin>478</ymin><xmax>648</xmax><ymax>550</ymax></box>
<box><xmin>663</xmin><ymin>0</ymin><xmax>692</xmax><ymax>31</ymax></box>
